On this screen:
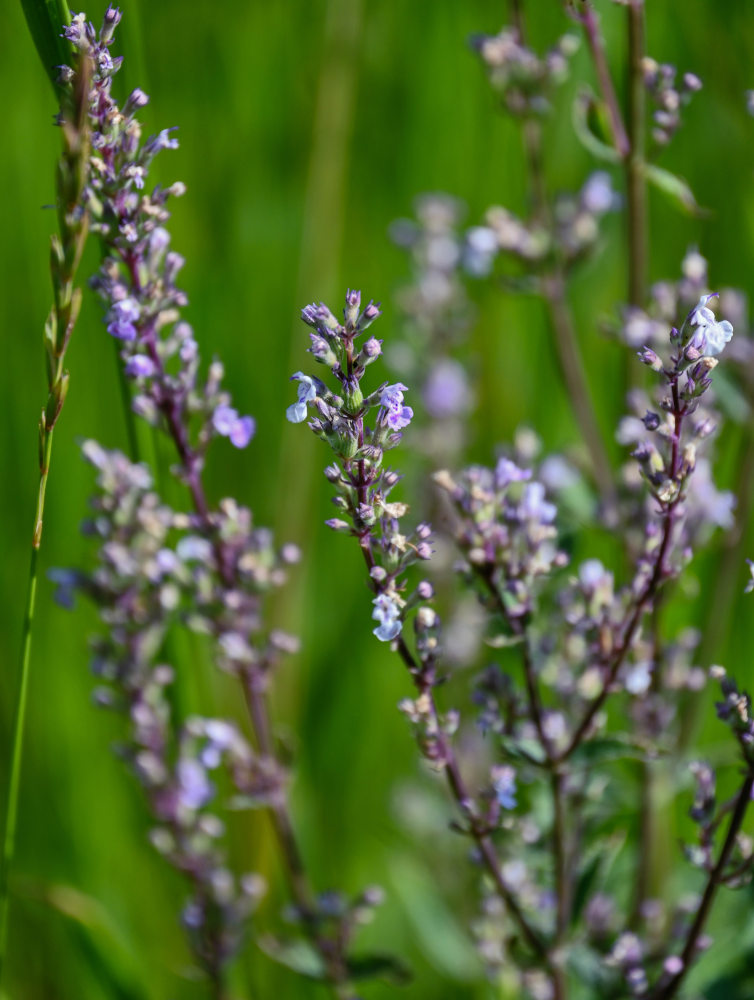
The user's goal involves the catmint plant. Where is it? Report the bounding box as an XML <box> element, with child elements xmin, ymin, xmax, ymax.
<box><xmin>288</xmin><ymin>5</ymin><xmax>754</xmax><ymax>988</ymax></box>
<box><xmin>53</xmin><ymin>11</ymin><xmax>385</xmax><ymax>996</ymax></box>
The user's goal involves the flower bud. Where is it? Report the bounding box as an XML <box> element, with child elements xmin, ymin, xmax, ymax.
<box><xmin>344</xmin><ymin>288</ymin><xmax>361</xmax><ymax>326</ymax></box>
<box><xmin>637</xmin><ymin>347</ymin><xmax>663</xmax><ymax>372</ymax></box>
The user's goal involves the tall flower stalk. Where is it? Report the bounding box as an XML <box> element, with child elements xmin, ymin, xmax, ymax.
<box><xmin>0</xmin><ymin>47</ymin><xmax>91</xmax><ymax>982</ymax></box>
<box><xmin>288</xmin><ymin>282</ymin><xmax>752</xmax><ymax>999</ymax></box>
<box><xmin>55</xmin><ymin>10</ymin><xmax>384</xmax><ymax>995</ymax></box>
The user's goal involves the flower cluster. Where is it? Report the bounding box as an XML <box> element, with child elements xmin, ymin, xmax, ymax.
<box><xmin>287</xmin><ymin>291</ymin><xmax>438</xmax><ymax>652</ymax></box>
<box><xmin>62</xmin><ymin>442</ymin><xmax>279</xmax><ymax>975</ymax></box>
<box><xmin>389</xmin><ymin>195</ymin><xmax>477</xmax><ymax>465</ymax></box>
<box><xmin>482</xmin><ymin>170</ymin><xmax>617</xmax><ymax>269</ymax></box>
<box><xmin>57</xmin><ymin>13</ymin><xmax>374</xmax><ymax>995</ymax></box>
<box><xmin>64</xmin><ymin>7</ymin><xmax>254</xmax><ymax>462</ymax></box>
<box><xmin>642</xmin><ymin>57</ymin><xmax>702</xmax><ymax>147</ymax></box>
<box><xmin>471</xmin><ymin>26</ymin><xmax>580</xmax><ymax>117</ymax></box>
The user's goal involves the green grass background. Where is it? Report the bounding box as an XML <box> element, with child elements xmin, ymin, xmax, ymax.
<box><xmin>3</xmin><ymin>0</ymin><xmax>754</xmax><ymax>997</ymax></box>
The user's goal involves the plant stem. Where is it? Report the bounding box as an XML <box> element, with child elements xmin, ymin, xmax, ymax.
<box><xmin>577</xmin><ymin>2</ymin><xmax>630</xmax><ymax>159</ymax></box>
<box><xmin>116</xmin><ymin>256</ymin><xmax>354</xmax><ymax>994</ymax></box>
<box><xmin>626</xmin><ymin>0</ymin><xmax>648</xmax><ymax>307</ymax></box>
<box><xmin>0</xmin><ymin>52</ymin><xmax>91</xmax><ymax>986</ymax></box>
<box><xmin>511</xmin><ymin>5</ymin><xmax>614</xmax><ymax>496</ymax></box>
<box><xmin>560</xmin><ymin>375</ymin><xmax>684</xmax><ymax>762</ymax></box>
<box><xmin>648</xmin><ymin>770</ymin><xmax>754</xmax><ymax>1000</ymax></box>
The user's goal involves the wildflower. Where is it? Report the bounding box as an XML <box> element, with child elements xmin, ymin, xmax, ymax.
<box><xmin>106</xmin><ymin>297</ymin><xmax>140</xmax><ymax>340</ymax></box>
<box><xmin>422</xmin><ymin>360</ymin><xmax>472</xmax><ymax>418</ymax></box>
<box><xmin>491</xmin><ymin>765</ymin><xmax>517</xmax><ymax>810</ymax></box>
<box><xmin>687</xmin><ymin>294</ymin><xmax>734</xmax><ymax>356</ymax></box>
<box><xmin>286</xmin><ymin>372</ymin><xmax>318</xmax><ymax>424</ymax></box>
<box><xmin>124</xmin><ymin>355</ymin><xmax>156</xmax><ymax>378</ymax></box>
<box><xmin>495</xmin><ymin>456</ymin><xmax>531</xmax><ymax>489</ymax></box>
<box><xmin>520</xmin><ymin>481</ymin><xmax>556</xmax><ymax>524</ymax></box>
<box><xmin>176</xmin><ymin>759</ymin><xmax>212</xmax><ymax>811</ymax></box>
<box><xmin>379</xmin><ymin>383</ymin><xmax>413</xmax><ymax>431</ymax></box>
<box><xmin>212</xmin><ymin>405</ymin><xmax>255</xmax><ymax>448</ymax></box>
<box><xmin>372</xmin><ymin>593</ymin><xmax>402</xmax><ymax>642</ymax></box>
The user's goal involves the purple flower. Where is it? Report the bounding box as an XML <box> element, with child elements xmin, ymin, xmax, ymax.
<box><xmin>147</xmin><ymin>127</ymin><xmax>179</xmax><ymax>154</ymax></box>
<box><xmin>520</xmin><ymin>481</ymin><xmax>556</xmax><ymax>524</ymax></box>
<box><xmin>286</xmin><ymin>372</ymin><xmax>318</xmax><ymax>424</ymax></box>
<box><xmin>687</xmin><ymin>294</ymin><xmax>734</xmax><ymax>357</ymax></box>
<box><xmin>372</xmin><ymin>593</ymin><xmax>402</xmax><ymax>642</ymax></box>
<box><xmin>107</xmin><ymin>297</ymin><xmax>141</xmax><ymax>341</ymax></box>
<box><xmin>422</xmin><ymin>360</ymin><xmax>472</xmax><ymax>418</ymax></box>
<box><xmin>491</xmin><ymin>765</ymin><xmax>517</xmax><ymax>810</ymax></box>
<box><xmin>581</xmin><ymin>171</ymin><xmax>616</xmax><ymax>214</ymax></box>
<box><xmin>212</xmin><ymin>405</ymin><xmax>255</xmax><ymax>448</ymax></box>
<box><xmin>176</xmin><ymin>759</ymin><xmax>212</xmax><ymax>811</ymax></box>
<box><xmin>124</xmin><ymin>355</ymin><xmax>156</xmax><ymax>378</ymax></box>
<box><xmin>495</xmin><ymin>457</ymin><xmax>531</xmax><ymax>490</ymax></box>
<box><xmin>380</xmin><ymin>383</ymin><xmax>413</xmax><ymax>431</ymax></box>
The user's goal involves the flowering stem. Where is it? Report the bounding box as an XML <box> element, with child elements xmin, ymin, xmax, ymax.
<box><xmin>346</xmin><ymin>488</ymin><xmax>554</xmax><ymax>972</ymax></box>
<box><xmin>575</xmin><ymin>2</ymin><xmax>630</xmax><ymax>159</ymax></box>
<box><xmin>119</xmin><ymin>295</ymin><xmax>353</xmax><ymax>995</ymax></box>
<box><xmin>512</xmin><ymin>7</ymin><xmax>613</xmax><ymax>496</ymax></box>
<box><xmin>648</xmin><ymin>769</ymin><xmax>754</xmax><ymax>1000</ymax></box>
<box><xmin>559</xmin><ymin>375</ymin><xmax>684</xmax><ymax>761</ymax></box>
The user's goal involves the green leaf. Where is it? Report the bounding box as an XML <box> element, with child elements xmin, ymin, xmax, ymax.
<box><xmin>20</xmin><ymin>0</ymin><xmax>73</xmax><ymax>92</ymax></box>
<box><xmin>484</xmin><ymin>632</ymin><xmax>524</xmax><ymax>649</ymax></box>
<box><xmin>347</xmin><ymin>953</ymin><xmax>412</xmax><ymax>985</ymax></box>
<box><xmin>43</xmin><ymin>884</ymin><xmax>150</xmax><ymax>1000</ymax></box>
<box><xmin>570</xmin><ymin>832</ymin><xmax>628</xmax><ymax>924</ymax></box>
<box><xmin>389</xmin><ymin>853</ymin><xmax>480</xmax><ymax>982</ymax></box>
<box><xmin>712</xmin><ymin>368</ymin><xmax>750</xmax><ymax>424</ymax></box>
<box><xmin>643</xmin><ymin>163</ymin><xmax>703</xmax><ymax>217</ymax></box>
<box><xmin>569</xmin><ymin>736</ymin><xmax>654</xmax><ymax>767</ymax></box>
<box><xmin>572</xmin><ymin>89</ymin><xmax>621</xmax><ymax>164</ymax></box>
<box><xmin>498</xmin><ymin>735</ymin><xmax>547</xmax><ymax>766</ymax></box>
<box><xmin>258</xmin><ymin>935</ymin><xmax>327</xmax><ymax>980</ymax></box>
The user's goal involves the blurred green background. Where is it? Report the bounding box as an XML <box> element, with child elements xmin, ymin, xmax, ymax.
<box><xmin>3</xmin><ymin>0</ymin><xmax>754</xmax><ymax>997</ymax></box>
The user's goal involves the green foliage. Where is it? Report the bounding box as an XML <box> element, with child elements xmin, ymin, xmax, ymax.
<box><xmin>19</xmin><ymin>0</ymin><xmax>73</xmax><ymax>91</ymax></box>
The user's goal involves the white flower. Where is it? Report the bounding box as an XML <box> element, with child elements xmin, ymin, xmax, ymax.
<box><xmin>688</xmin><ymin>294</ymin><xmax>734</xmax><ymax>357</ymax></box>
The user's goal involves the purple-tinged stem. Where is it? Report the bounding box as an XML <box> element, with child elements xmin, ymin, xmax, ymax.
<box><xmin>559</xmin><ymin>376</ymin><xmax>685</xmax><ymax>762</ymax></box>
<box><xmin>576</xmin><ymin>2</ymin><xmax>631</xmax><ymax>159</ymax></box>
<box><xmin>512</xmin><ymin>2</ymin><xmax>613</xmax><ymax>498</ymax></box>
<box><xmin>648</xmin><ymin>770</ymin><xmax>754</xmax><ymax>1000</ymax></box>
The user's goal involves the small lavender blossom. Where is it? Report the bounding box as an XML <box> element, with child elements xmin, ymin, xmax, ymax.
<box><xmin>422</xmin><ymin>360</ymin><xmax>472</xmax><ymax>418</ymax></box>
<box><xmin>286</xmin><ymin>372</ymin><xmax>318</xmax><ymax>423</ymax></box>
<box><xmin>106</xmin><ymin>297</ymin><xmax>140</xmax><ymax>340</ymax></box>
<box><xmin>372</xmin><ymin>594</ymin><xmax>402</xmax><ymax>642</ymax></box>
<box><xmin>463</xmin><ymin>225</ymin><xmax>498</xmax><ymax>276</ymax></box>
<box><xmin>380</xmin><ymin>383</ymin><xmax>414</xmax><ymax>430</ymax></box>
<box><xmin>495</xmin><ymin>456</ymin><xmax>532</xmax><ymax>489</ymax></box>
<box><xmin>124</xmin><ymin>355</ymin><xmax>156</xmax><ymax>378</ymax></box>
<box><xmin>212</xmin><ymin>405</ymin><xmax>256</xmax><ymax>448</ymax></box>
<box><xmin>491</xmin><ymin>765</ymin><xmax>517</xmax><ymax>810</ymax></box>
<box><xmin>687</xmin><ymin>294</ymin><xmax>734</xmax><ymax>357</ymax></box>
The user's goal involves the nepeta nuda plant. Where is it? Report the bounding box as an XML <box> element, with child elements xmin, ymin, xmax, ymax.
<box><xmin>285</xmin><ymin>7</ymin><xmax>754</xmax><ymax>1000</ymax></box>
<box><xmin>54</xmin><ymin>11</ymin><xmax>382</xmax><ymax>997</ymax></box>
